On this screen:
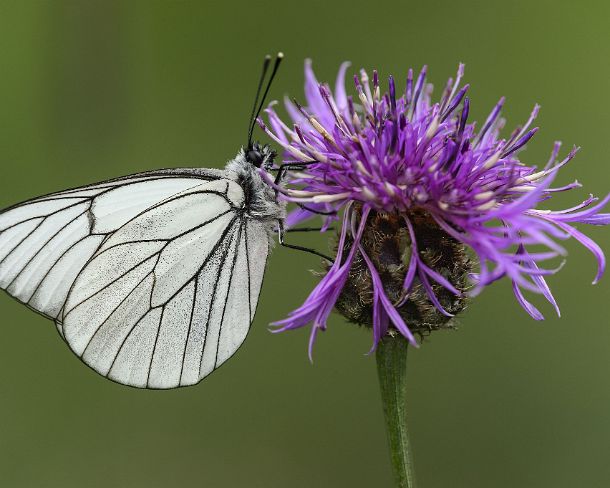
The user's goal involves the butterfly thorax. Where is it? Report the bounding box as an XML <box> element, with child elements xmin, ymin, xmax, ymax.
<box><xmin>225</xmin><ymin>148</ymin><xmax>285</xmax><ymax>227</ymax></box>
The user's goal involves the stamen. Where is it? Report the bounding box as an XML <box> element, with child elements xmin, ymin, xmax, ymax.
<box><xmin>373</xmin><ymin>70</ymin><xmax>380</xmax><ymax>101</ymax></box>
<box><xmin>359</xmin><ymin>186</ymin><xmax>378</xmax><ymax>201</ymax></box>
<box><xmin>474</xmin><ymin>191</ymin><xmax>495</xmax><ymax>201</ymax></box>
<box><xmin>258</xmin><ymin>119</ymin><xmax>313</xmax><ymax>161</ymax></box>
<box><xmin>360</xmin><ymin>69</ymin><xmax>373</xmax><ymax>104</ymax></box>
<box><xmin>388</xmin><ymin>75</ymin><xmax>397</xmax><ymax>114</ymax></box>
<box><xmin>475</xmin><ymin>96</ymin><xmax>505</xmax><ymax>146</ymax></box>
<box><xmin>384</xmin><ymin>182</ymin><xmax>396</xmax><ymax>197</ymax></box>
<box><xmin>404</xmin><ymin>68</ymin><xmax>414</xmax><ymax>106</ymax></box>
<box><xmin>480</xmin><ymin>150</ymin><xmax>502</xmax><ymax>170</ymax></box>
<box><xmin>312</xmin><ymin>192</ymin><xmax>352</xmax><ymax>203</ymax></box>
<box><xmin>440</xmin><ymin>63</ymin><xmax>465</xmax><ymax>113</ymax></box>
<box><xmin>355</xmin><ymin>160</ymin><xmax>372</xmax><ymax>178</ymax></box>
<box><xmin>424</xmin><ymin>113</ymin><xmax>440</xmax><ymax>141</ymax></box>
<box><xmin>410</xmin><ymin>65</ymin><xmax>428</xmax><ymax>117</ymax></box>
<box><xmin>476</xmin><ymin>199</ymin><xmax>497</xmax><ymax>211</ymax></box>
<box><xmin>310</xmin><ymin>117</ymin><xmax>336</xmax><ymax>144</ymax></box>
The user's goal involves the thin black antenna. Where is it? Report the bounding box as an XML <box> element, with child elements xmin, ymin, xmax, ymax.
<box><xmin>247</xmin><ymin>52</ymin><xmax>283</xmax><ymax>146</ymax></box>
<box><xmin>247</xmin><ymin>55</ymin><xmax>272</xmax><ymax>146</ymax></box>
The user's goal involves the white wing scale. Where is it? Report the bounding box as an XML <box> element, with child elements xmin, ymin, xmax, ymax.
<box><xmin>0</xmin><ymin>171</ymin><xmax>270</xmax><ymax>388</ymax></box>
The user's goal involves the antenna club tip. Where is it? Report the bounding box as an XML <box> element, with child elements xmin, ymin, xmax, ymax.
<box><xmin>277</xmin><ymin>52</ymin><xmax>284</xmax><ymax>58</ymax></box>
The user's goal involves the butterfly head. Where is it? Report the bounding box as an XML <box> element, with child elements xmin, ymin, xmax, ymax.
<box><xmin>245</xmin><ymin>141</ymin><xmax>276</xmax><ymax>170</ymax></box>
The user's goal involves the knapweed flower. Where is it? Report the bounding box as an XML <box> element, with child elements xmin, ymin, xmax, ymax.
<box><xmin>259</xmin><ymin>61</ymin><xmax>610</xmax><ymax>355</ymax></box>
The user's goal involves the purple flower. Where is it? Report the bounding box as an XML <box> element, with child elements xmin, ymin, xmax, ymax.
<box><xmin>259</xmin><ymin>60</ymin><xmax>610</xmax><ymax>357</ymax></box>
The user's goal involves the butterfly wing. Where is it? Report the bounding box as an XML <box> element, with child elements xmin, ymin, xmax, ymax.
<box><xmin>0</xmin><ymin>170</ymin><xmax>222</xmax><ymax>323</ymax></box>
<box><xmin>59</xmin><ymin>178</ymin><xmax>269</xmax><ymax>388</ymax></box>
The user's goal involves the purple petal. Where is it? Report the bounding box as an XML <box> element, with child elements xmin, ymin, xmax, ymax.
<box><xmin>304</xmin><ymin>59</ymin><xmax>328</xmax><ymax>117</ymax></box>
<box><xmin>359</xmin><ymin>245</ymin><xmax>418</xmax><ymax>346</ymax></box>
<box><xmin>418</xmin><ymin>268</ymin><xmax>454</xmax><ymax>317</ymax></box>
<box><xmin>418</xmin><ymin>261</ymin><xmax>462</xmax><ymax>296</ymax></box>
<box><xmin>285</xmin><ymin>207</ymin><xmax>315</xmax><ymax>228</ymax></box>
<box><xmin>549</xmin><ymin>220</ymin><xmax>606</xmax><ymax>284</ymax></box>
<box><xmin>512</xmin><ymin>280</ymin><xmax>545</xmax><ymax>320</ymax></box>
<box><xmin>334</xmin><ymin>61</ymin><xmax>351</xmax><ymax>110</ymax></box>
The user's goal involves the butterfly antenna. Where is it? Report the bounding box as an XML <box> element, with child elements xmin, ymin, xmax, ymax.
<box><xmin>247</xmin><ymin>54</ymin><xmax>272</xmax><ymax>147</ymax></box>
<box><xmin>247</xmin><ymin>52</ymin><xmax>283</xmax><ymax>147</ymax></box>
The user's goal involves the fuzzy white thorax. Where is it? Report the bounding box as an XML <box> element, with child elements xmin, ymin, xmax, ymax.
<box><xmin>225</xmin><ymin>150</ymin><xmax>285</xmax><ymax>244</ymax></box>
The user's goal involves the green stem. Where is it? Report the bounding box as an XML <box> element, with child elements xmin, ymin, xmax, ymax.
<box><xmin>376</xmin><ymin>336</ymin><xmax>416</xmax><ymax>488</ymax></box>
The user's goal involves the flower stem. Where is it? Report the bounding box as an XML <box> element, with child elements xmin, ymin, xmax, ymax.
<box><xmin>376</xmin><ymin>336</ymin><xmax>416</xmax><ymax>488</ymax></box>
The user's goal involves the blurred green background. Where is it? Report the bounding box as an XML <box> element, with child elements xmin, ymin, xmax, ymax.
<box><xmin>0</xmin><ymin>1</ymin><xmax>609</xmax><ymax>487</ymax></box>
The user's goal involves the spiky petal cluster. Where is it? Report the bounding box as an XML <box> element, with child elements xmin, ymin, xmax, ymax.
<box><xmin>259</xmin><ymin>61</ymin><xmax>610</xmax><ymax>355</ymax></box>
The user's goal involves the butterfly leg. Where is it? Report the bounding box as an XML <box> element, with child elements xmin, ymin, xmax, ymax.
<box><xmin>294</xmin><ymin>203</ymin><xmax>337</xmax><ymax>216</ymax></box>
<box><xmin>272</xmin><ymin>163</ymin><xmax>338</xmax><ymax>217</ymax></box>
<box><xmin>285</xmin><ymin>226</ymin><xmax>335</xmax><ymax>233</ymax></box>
<box><xmin>278</xmin><ymin>220</ymin><xmax>334</xmax><ymax>263</ymax></box>
<box><xmin>272</xmin><ymin>161</ymin><xmax>318</xmax><ymax>185</ymax></box>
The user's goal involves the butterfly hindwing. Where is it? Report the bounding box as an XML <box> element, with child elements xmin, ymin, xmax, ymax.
<box><xmin>60</xmin><ymin>178</ymin><xmax>269</xmax><ymax>388</ymax></box>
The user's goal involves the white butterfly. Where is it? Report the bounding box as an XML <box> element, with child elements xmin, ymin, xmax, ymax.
<box><xmin>0</xmin><ymin>53</ymin><xmax>319</xmax><ymax>389</ymax></box>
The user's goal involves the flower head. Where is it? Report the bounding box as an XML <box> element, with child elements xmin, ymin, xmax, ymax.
<box><xmin>259</xmin><ymin>60</ymin><xmax>610</xmax><ymax>356</ymax></box>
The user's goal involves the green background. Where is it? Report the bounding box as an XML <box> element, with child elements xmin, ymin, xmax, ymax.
<box><xmin>0</xmin><ymin>1</ymin><xmax>609</xmax><ymax>487</ymax></box>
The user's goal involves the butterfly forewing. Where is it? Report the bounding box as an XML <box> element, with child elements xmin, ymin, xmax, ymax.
<box><xmin>0</xmin><ymin>173</ymin><xmax>212</xmax><ymax>320</ymax></box>
<box><xmin>0</xmin><ymin>171</ymin><xmax>270</xmax><ymax>388</ymax></box>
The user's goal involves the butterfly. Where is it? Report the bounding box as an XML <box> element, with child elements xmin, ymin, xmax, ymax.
<box><xmin>0</xmin><ymin>53</ymin><xmax>328</xmax><ymax>389</ymax></box>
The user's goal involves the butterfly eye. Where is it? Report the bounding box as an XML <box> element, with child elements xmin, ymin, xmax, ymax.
<box><xmin>246</xmin><ymin>149</ymin><xmax>264</xmax><ymax>167</ymax></box>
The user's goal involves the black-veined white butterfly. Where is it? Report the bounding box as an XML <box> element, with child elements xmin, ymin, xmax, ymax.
<box><xmin>0</xmin><ymin>53</ymin><xmax>326</xmax><ymax>389</ymax></box>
